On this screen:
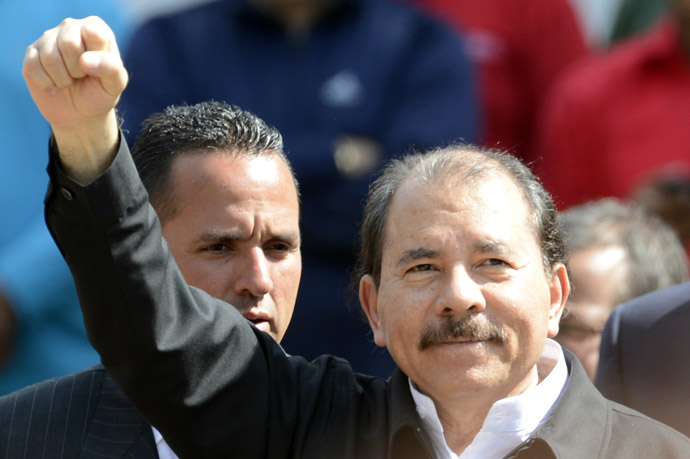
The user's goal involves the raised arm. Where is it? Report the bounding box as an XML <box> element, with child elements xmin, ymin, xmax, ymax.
<box><xmin>22</xmin><ymin>17</ymin><xmax>278</xmax><ymax>457</ymax></box>
<box><xmin>22</xmin><ymin>16</ymin><xmax>126</xmax><ymax>184</ymax></box>
<box><xmin>22</xmin><ymin>17</ymin><xmax>379</xmax><ymax>458</ymax></box>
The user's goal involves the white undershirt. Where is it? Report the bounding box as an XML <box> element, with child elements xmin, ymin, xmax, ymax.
<box><xmin>410</xmin><ymin>339</ymin><xmax>568</xmax><ymax>459</ymax></box>
<box><xmin>152</xmin><ymin>426</ymin><xmax>179</xmax><ymax>459</ymax></box>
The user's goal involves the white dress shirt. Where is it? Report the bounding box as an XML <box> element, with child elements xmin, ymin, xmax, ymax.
<box><xmin>410</xmin><ymin>339</ymin><xmax>568</xmax><ymax>459</ymax></box>
<box><xmin>152</xmin><ymin>426</ymin><xmax>180</xmax><ymax>459</ymax></box>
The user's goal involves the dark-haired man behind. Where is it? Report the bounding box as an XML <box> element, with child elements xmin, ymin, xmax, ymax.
<box><xmin>0</xmin><ymin>100</ymin><xmax>302</xmax><ymax>458</ymax></box>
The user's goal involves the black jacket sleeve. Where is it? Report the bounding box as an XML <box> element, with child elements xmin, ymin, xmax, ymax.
<box><xmin>44</xmin><ymin>135</ymin><xmax>382</xmax><ymax>458</ymax></box>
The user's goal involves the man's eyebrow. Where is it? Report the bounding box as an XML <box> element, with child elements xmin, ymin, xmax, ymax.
<box><xmin>474</xmin><ymin>241</ymin><xmax>512</xmax><ymax>255</ymax></box>
<box><xmin>194</xmin><ymin>229</ymin><xmax>244</xmax><ymax>244</ymax></box>
<box><xmin>267</xmin><ymin>230</ymin><xmax>301</xmax><ymax>245</ymax></box>
<box><xmin>194</xmin><ymin>228</ymin><xmax>301</xmax><ymax>244</ymax></box>
<box><xmin>397</xmin><ymin>247</ymin><xmax>439</xmax><ymax>268</ymax></box>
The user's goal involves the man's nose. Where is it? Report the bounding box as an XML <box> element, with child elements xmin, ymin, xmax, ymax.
<box><xmin>433</xmin><ymin>266</ymin><xmax>486</xmax><ymax>316</ymax></box>
<box><xmin>235</xmin><ymin>248</ymin><xmax>273</xmax><ymax>297</ymax></box>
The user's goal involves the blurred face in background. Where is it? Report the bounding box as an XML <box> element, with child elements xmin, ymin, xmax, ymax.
<box><xmin>555</xmin><ymin>245</ymin><xmax>629</xmax><ymax>379</ymax></box>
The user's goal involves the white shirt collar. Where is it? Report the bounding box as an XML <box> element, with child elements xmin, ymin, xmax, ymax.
<box><xmin>152</xmin><ymin>426</ymin><xmax>180</xmax><ymax>459</ymax></box>
<box><xmin>410</xmin><ymin>339</ymin><xmax>568</xmax><ymax>459</ymax></box>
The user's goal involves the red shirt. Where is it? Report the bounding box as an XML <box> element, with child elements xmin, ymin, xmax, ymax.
<box><xmin>535</xmin><ymin>20</ymin><xmax>690</xmax><ymax>210</ymax></box>
<box><xmin>411</xmin><ymin>0</ymin><xmax>587</xmax><ymax>162</ymax></box>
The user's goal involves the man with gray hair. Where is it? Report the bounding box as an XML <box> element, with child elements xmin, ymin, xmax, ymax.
<box><xmin>21</xmin><ymin>16</ymin><xmax>690</xmax><ymax>458</ymax></box>
<box><xmin>555</xmin><ymin>198</ymin><xmax>688</xmax><ymax>379</ymax></box>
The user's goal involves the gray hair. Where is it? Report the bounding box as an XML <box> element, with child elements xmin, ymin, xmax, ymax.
<box><xmin>355</xmin><ymin>144</ymin><xmax>566</xmax><ymax>287</ymax></box>
<box><xmin>559</xmin><ymin>198</ymin><xmax>689</xmax><ymax>304</ymax></box>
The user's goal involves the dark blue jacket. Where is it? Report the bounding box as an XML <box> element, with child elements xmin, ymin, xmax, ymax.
<box><xmin>596</xmin><ymin>282</ymin><xmax>690</xmax><ymax>437</ymax></box>
<box><xmin>0</xmin><ymin>365</ymin><xmax>158</xmax><ymax>458</ymax></box>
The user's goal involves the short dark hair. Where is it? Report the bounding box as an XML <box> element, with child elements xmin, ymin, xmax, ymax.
<box><xmin>355</xmin><ymin>144</ymin><xmax>566</xmax><ymax>287</ymax></box>
<box><xmin>129</xmin><ymin>100</ymin><xmax>298</xmax><ymax>221</ymax></box>
<box><xmin>559</xmin><ymin>198</ymin><xmax>689</xmax><ymax>303</ymax></box>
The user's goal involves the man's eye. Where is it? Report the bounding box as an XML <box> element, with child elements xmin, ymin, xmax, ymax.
<box><xmin>558</xmin><ymin>323</ymin><xmax>601</xmax><ymax>340</ymax></box>
<box><xmin>265</xmin><ymin>241</ymin><xmax>295</xmax><ymax>258</ymax></box>
<box><xmin>266</xmin><ymin>241</ymin><xmax>292</xmax><ymax>253</ymax></box>
<box><xmin>484</xmin><ymin>258</ymin><xmax>508</xmax><ymax>267</ymax></box>
<box><xmin>206</xmin><ymin>244</ymin><xmax>229</xmax><ymax>252</ymax></box>
<box><xmin>410</xmin><ymin>264</ymin><xmax>433</xmax><ymax>272</ymax></box>
<box><xmin>269</xmin><ymin>243</ymin><xmax>290</xmax><ymax>252</ymax></box>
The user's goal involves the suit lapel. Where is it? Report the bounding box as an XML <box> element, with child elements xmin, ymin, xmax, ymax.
<box><xmin>79</xmin><ymin>372</ymin><xmax>158</xmax><ymax>458</ymax></box>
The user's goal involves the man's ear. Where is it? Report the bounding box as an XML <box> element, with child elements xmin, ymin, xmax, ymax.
<box><xmin>547</xmin><ymin>262</ymin><xmax>570</xmax><ymax>338</ymax></box>
<box><xmin>359</xmin><ymin>274</ymin><xmax>386</xmax><ymax>347</ymax></box>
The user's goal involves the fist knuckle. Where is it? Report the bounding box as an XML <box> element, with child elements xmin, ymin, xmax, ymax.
<box><xmin>58</xmin><ymin>36</ymin><xmax>83</xmax><ymax>57</ymax></box>
<box><xmin>40</xmin><ymin>50</ymin><xmax>63</xmax><ymax>68</ymax></box>
<box><xmin>60</xmin><ymin>17</ymin><xmax>76</xmax><ymax>27</ymax></box>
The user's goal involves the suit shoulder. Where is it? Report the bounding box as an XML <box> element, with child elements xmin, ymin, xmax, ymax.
<box><xmin>617</xmin><ymin>282</ymin><xmax>690</xmax><ymax>322</ymax></box>
<box><xmin>0</xmin><ymin>365</ymin><xmax>106</xmax><ymax>411</ymax></box>
<box><xmin>0</xmin><ymin>366</ymin><xmax>109</xmax><ymax>456</ymax></box>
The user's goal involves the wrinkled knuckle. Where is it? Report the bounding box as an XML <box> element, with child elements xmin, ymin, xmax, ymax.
<box><xmin>58</xmin><ymin>35</ymin><xmax>83</xmax><ymax>57</ymax></box>
<box><xmin>40</xmin><ymin>51</ymin><xmax>62</xmax><ymax>68</ymax></box>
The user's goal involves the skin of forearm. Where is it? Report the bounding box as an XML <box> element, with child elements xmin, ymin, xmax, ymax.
<box><xmin>52</xmin><ymin>110</ymin><xmax>121</xmax><ymax>185</ymax></box>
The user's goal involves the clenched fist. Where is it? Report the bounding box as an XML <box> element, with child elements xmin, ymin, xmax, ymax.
<box><xmin>23</xmin><ymin>16</ymin><xmax>128</xmax><ymax>184</ymax></box>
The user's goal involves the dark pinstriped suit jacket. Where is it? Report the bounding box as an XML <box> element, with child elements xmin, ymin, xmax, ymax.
<box><xmin>0</xmin><ymin>365</ymin><xmax>158</xmax><ymax>458</ymax></box>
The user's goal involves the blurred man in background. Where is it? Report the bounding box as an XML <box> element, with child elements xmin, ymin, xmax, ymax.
<box><xmin>555</xmin><ymin>198</ymin><xmax>688</xmax><ymax>379</ymax></box>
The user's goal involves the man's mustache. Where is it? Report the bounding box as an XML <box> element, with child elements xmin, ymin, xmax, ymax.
<box><xmin>418</xmin><ymin>315</ymin><xmax>507</xmax><ymax>351</ymax></box>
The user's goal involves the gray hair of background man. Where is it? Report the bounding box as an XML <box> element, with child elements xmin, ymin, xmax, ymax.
<box><xmin>129</xmin><ymin>100</ymin><xmax>299</xmax><ymax>222</ymax></box>
<box><xmin>356</xmin><ymin>143</ymin><xmax>567</xmax><ymax>286</ymax></box>
<box><xmin>559</xmin><ymin>198</ymin><xmax>689</xmax><ymax>304</ymax></box>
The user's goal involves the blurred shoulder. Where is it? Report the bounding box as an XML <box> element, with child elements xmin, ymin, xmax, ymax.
<box><xmin>615</xmin><ymin>281</ymin><xmax>690</xmax><ymax>324</ymax></box>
